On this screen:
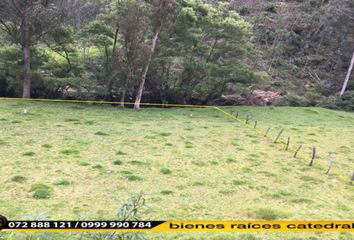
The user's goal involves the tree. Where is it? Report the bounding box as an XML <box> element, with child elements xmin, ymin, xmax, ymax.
<box><xmin>148</xmin><ymin>0</ymin><xmax>259</xmax><ymax>104</ymax></box>
<box><xmin>0</xmin><ymin>0</ymin><xmax>65</xmax><ymax>98</ymax></box>
<box><xmin>114</xmin><ymin>0</ymin><xmax>149</xmax><ymax>107</ymax></box>
<box><xmin>340</xmin><ymin>51</ymin><xmax>354</xmax><ymax>96</ymax></box>
<box><xmin>80</xmin><ymin>19</ymin><xmax>118</xmax><ymax>99</ymax></box>
<box><xmin>134</xmin><ymin>0</ymin><xmax>177</xmax><ymax>109</ymax></box>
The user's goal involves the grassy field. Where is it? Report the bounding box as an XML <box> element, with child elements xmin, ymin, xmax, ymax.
<box><xmin>0</xmin><ymin>100</ymin><xmax>353</xmax><ymax>240</ymax></box>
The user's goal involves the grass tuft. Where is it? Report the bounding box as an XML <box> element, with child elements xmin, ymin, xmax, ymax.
<box><xmin>227</xmin><ymin>158</ymin><xmax>237</xmax><ymax>163</ymax></box>
<box><xmin>22</xmin><ymin>151</ymin><xmax>35</xmax><ymax>156</ymax></box>
<box><xmin>121</xmin><ymin>170</ymin><xmax>133</xmax><ymax>175</ymax></box>
<box><xmin>92</xmin><ymin>164</ymin><xmax>103</xmax><ymax>169</ymax></box>
<box><xmin>126</xmin><ymin>175</ymin><xmax>143</xmax><ymax>181</ymax></box>
<box><xmin>160</xmin><ymin>167</ymin><xmax>172</xmax><ymax>175</ymax></box>
<box><xmin>254</xmin><ymin>208</ymin><xmax>290</xmax><ymax>220</ymax></box>
<box><xmin>113</xmin><ymin>160</ymin><xmax>123</xmax><ymax>165</ymax></box>
<box><xmin>95</xmin><ymin>131</ymin><xmax>109</xmax><ymax>136</ymax></box>
<box><xmin>42</xmin><ymin>144</ymin><xmax>52</xmax><ymax>149</ymax></box>
<box><xmin>116</xmin><ymin>151</ymin><xmax>127</xmax><ymax>156</ymax></box>
<box><xmin>232</xmin><ymin>179</ymin><xmax>248</xmax><ymax>186</ymax></box>
<box><xmin>11</xmin><ymin>175</ymin><xmax>27</xmax><ymax>183</ymax></box>
<box><xmin>128</xmin><ymin>160</ymin><xmax>145</xmax><ymax>165</ymax></box>
<box><xmin>30</xmin><ymin>184</ymin><xmax>53</xmax><ymax>199</ymax></box>
<box><xmin>159</xmin><ymin>132</ymin><xmax>172</xmax><ymax>137</ymax></box>
<box><xmin>79</xmin><ymin>162</ymin><xmax>90</xmax><ymax>166</ymax></box>
<box><xmin>161</xmin><ymin>190</ymin><xmax>174</xmax><ymax>195</ymax></box>
<box><xmin>60</xmin><ymin>149</ymin><xmax>80</xmax><ymax>155</ymax></box>
<box><xmin>85</xmin><ymin>120</ymin><xmax>95</xmax><ymax>125</ymax></box>
<box><xmin>54</xmin><ymin>179</ymin><xmax>71</xmax><ymax>186</ymax></box>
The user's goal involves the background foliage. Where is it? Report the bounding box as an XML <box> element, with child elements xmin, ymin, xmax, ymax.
<box><xmin>0</xmin><ymin>0</ymin><xmax>353</xmax><ymax>108</ymax></box>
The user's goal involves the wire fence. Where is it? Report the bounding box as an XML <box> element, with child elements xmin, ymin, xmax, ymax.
<box><xmin>0</xmin><ymin>97</ymin><xmax>353</xmax><ymax>185</ymax></box>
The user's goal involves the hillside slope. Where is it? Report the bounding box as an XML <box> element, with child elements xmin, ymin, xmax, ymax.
<box><xmin>0</xmin><ymin>101</ymin><xmax>353</xmax><ymax>240</ymax></box>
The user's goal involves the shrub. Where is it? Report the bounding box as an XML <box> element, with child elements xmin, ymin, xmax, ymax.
<box><xmin>337</xmin><ymin>91</ymin><xmax>354</xmax><ymax>111</ymax></box>
<box><xmin>317</xmin><ymin>95</ymin><xmax>337</xmax><ymax>108</ymax></box>
<box><xmin>30</xmin><ymin>184</ymin><xmax>53</xmax><ymax>199</ymax></box>
<box><xmin>274</xmin><ymin>94</ymin><xmax>310</xmax><ymax>107</ymax></box>
<box><xmin>319</xmin><ymin>92</ymin><xmax>354</xmax><ymax>111</ymax></box>
<box><xmin>304</xmin><ymin>89</ymin><xmax>322</xmax><ymax>106</ymax></box>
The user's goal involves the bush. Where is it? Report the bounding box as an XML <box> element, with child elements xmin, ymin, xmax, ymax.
<box><xmin>317</xmin><ymin>95</ymin><xmax>340</xmax><ymax>110</ymax></box>
<box><xmin>304</xmin><ymin>89</ymin><xmax>322</xmax><ymax>106</ymax></box>
<box><xmin>274</xmin><ymin>93</ymin><xmax>310</xmax><ymax>106</ymax></box>
<box><xmin>318</xmin><ymin>92</ymin><xmax>354</xmax><ymax>111</ymax></box>
<box><xmin>335</xmin><ymin>91</ymin><xmax>354</xmax><ymax>111</ymax></box>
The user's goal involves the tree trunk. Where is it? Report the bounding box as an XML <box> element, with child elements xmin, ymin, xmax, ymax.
<box><xmin>340</xmin><ymin>51</ymin><xmax>354</xmax><ymax>97</ymax></box>
<box><xmin>22</xmin><ymin>16</ymin><xmax>31</xmax><ymax>98</ymax></box>
<box><xmin>120</xmin><ymin>88</ymin><xmax>126</xmax><ymax>108</ymax></box>
<box><xmin>106</xmin><ymin>28</ymin><xmax>119</xmax><ymax>100</ymax></box>
<box><xmin>134</xmin><ymin>26</ymin><xmax>161</xmax><ymax>109</ymax></box>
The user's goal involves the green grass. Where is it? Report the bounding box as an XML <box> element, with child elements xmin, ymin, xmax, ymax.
<box><xmin>0</xmin><ymin>101</ymin><xmax>353</xmax><ymax>240</ymax></box>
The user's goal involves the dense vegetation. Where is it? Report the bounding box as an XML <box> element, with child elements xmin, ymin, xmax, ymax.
<box><xmin>0</xmin><ymin>0</ymin><xmax>353</xmax><ymax>109</ymax></box>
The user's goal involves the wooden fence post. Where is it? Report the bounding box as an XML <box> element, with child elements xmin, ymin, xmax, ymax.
<box><xmin>285</xmin><ymin>137</ymin><xmax>290</xmax><ymax>150</ymax></box>
<box><xmin>245</xmin><ymin>115</ymin><xmax>250</xmax><ymax>124</ymax></box>
<box><xmin>325</xmin><ymin>153</ymin><xmax>333</xmax><ymax>174</ymax></box>
<box><xmin>309</xmin><ymin>147</ymin><xmax>316</xmax><ymax>166</ymax></box>
<box><xmin>294</xmin><ymin>145</ymin><xmax>302</xmax><ymax>158</ymax></box>
<box><xmin>274</xmin><ymin>129</ymin><xmax>284</xmax><ymax>143</ymax></box>
<box><xmin>265</xmin><ymin>127</ymin><xmax>271</xmax><ymax>137</ymax></box>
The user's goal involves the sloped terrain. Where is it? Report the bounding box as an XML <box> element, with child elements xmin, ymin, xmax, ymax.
<box><xmin>0</xmin><ymin>101</ymin><xmax>353</xmax><ymax>240</ymax></box>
